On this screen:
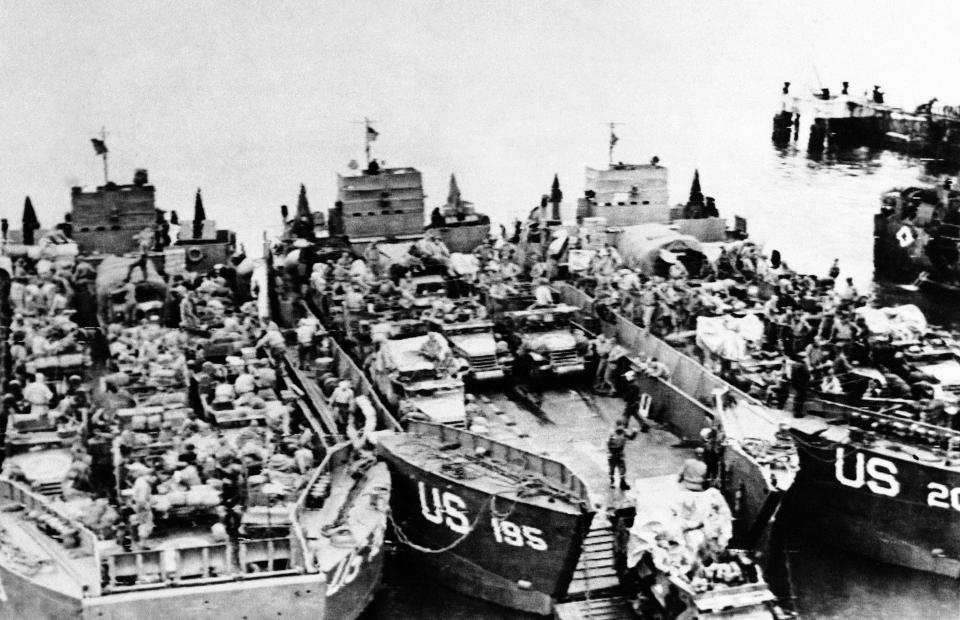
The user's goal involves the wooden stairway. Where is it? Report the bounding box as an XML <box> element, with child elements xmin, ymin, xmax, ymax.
<box><xmin>554</xmin><ymin>596</ymin><xmax>634</xmax><ymax>619</ymax></box>
<box><xmin>565</xmin><ymin>517</ymin><xmax>620</xmax><ymax>599</ymax></box>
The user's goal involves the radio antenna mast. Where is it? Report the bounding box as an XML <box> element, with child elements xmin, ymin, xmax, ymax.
<box><xmin>607</xmin><ymin>122</ymin><xmax>625</xmax><ymax>166</ymax></box>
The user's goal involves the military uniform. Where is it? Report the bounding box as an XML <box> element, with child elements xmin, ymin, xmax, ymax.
<box><xmin>607</xmin><ymin>428</ymin><xmax>630</xmax><ymax>490</ymax></box>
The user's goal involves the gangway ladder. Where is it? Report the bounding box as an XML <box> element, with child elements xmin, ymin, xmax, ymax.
<box><xmin>564</xmin><ymin>515</ymin><xmax>620</xmax><ymax>601</ymax></box>
<box><xmin>559</xmin><ymin>516</ymin><xmax>635</xmax><ymax>618</ymax></box>
<box><xmin>553</xmin><ymin>597</ymin><xmax>635</xmax><ymax>620</ymax></box>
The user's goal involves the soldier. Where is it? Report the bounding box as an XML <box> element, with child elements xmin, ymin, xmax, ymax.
<box><xmin>828</xmin><ymin>258</ymin><xmax>840</xmax><ymax>281</ymax></box>
<box><xmin>464</xmin><ymin>394</ymin><xmax>482</xmax><ymax>428</ymax></box>
<box><xmin>607</xmin><ymin>420</ymin><xmax>631</xmax><ymax>491</ymax></box>
<box><xmin>328</xmin><ymin>380</ymin><xmax>355</xmax><ymax>434</ymax></box>
<box><xmin>593</xmin><ymin>334</ymin><xmax>613</xmax><ymax>394</ymax></box>
<box><xmin>23</xmin><ymin>373</ymin><xmax>53</xmax><ymax>420</ymax></box>
<box><xmin>679</xmin><ymin>448</ymin><xmax>709</xmax><ymax>491</ymax></box>
<box><xmin>295</xmin><ymin>318</ymin><xmax>318</xmax><ymax>367</ymax></box>
<box><xmin>621</xmin><ymin>372</ymin><xmax>649</xmax><ymax>433</ymax></box>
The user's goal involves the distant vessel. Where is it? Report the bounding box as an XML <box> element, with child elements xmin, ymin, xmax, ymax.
<box><xmin>576</xmin><ymin>128</ymin><xmax>746</xmax><ymax>243</ymax></box>
<box><xmin>874</xmin><ymin>180</ymin><xmax>960</xmax><ymax>297</ymax></box>
<box><xmin>771</xmin><ymin>81</ymin><xmax>960</xmax><ymax>162</ymax></box>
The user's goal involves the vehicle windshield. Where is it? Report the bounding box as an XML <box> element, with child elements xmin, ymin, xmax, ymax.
<box><xmin>516</xmin><ymin>312</ymin><xmax>571</xmax><ymax>332</ymax></box>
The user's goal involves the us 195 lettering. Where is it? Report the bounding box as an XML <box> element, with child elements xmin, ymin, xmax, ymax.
<box><xmin>417</xmin><ymin>482</ymin><xmax>548</xmax><ymax>550</ymax></box>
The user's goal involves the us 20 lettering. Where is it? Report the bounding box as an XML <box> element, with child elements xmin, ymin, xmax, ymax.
<box><xmin>491</xmin><ymin>517</ymin><xmax>548</xmax><ymax>551</ymax></box>
<box><xmin>418</xmin><ymin>482</ymin><xmax>470</xmax><ymax>534</ymax></box>
<box><xmin>926</xmin><ymin>482</ymin><xmax>960</xmax><ymax>512</ymax></box>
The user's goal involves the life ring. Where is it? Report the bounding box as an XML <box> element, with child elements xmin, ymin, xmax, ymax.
<box><xmin>186</xmin><ymin>247</ymin><xmax>205</xmax><ymax>263</ymax></box>
<box><xmin>896</xmin><ymin>225</ymin><xmax>915</xmax><ymax>248</ymax></box>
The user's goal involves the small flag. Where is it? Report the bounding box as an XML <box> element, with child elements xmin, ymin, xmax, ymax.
<box><xmin>366</xmin><ymin>125</ymin><xmax>379</xmax><ymax>142</ymax></box>
<box><xmin>348</xmin><ymin>159</ymin><xmax>359</xmax><ymax>170</ymax></box>
<box><xmin>91</xmin><ymin>138</ymin><xmax>108</xmax><ymax>155</ymax></box>
<box><xmin>610</xmin><ymin>132</ymin><xmax>619</xmax><ymax>147</ymax></box>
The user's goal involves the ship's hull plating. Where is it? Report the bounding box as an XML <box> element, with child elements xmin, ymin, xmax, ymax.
<box><xmin>788</xmin><ymin>430</ymin><xmax>960</xmax><ymax>577</ymax></box>
<box><xmin>0</xmin><ymin>564</ymin><xmax>326</xmax><ymax>620</ymax></box>
<box><xmin>379</xmin><ymin>449</ymin><xmax>593</xmax><ymax>615</ymax></box>
<box><xmin>324</xmin><ymin>544</ymin><xmax>386</xmax><ymax>620</ymax></box>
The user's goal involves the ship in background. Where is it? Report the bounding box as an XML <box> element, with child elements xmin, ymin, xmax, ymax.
<box><xmin>874</xmin><ymin>179</ymin><xmax>960</xmax><ymax>299</ymax></box>
<box><xmin>515</xmin><ymin>129</ymin><xmax>748</xmax><ymax>281</ymax></box>
<box><xmin>771</xmin><ymin>80</ymin><xmax>960</xmax><ymax>163</ymax></box>
<box><xmin>576</xmin><ymin>124</ymin><xmax>747</xmax><ymax>241</ymax></box>
<box><xmin>317</xmin><ymin>121</ymin><xmax>490</xmax><ymax>255</ymax></box>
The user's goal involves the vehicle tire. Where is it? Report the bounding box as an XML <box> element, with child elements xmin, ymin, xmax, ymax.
<box><xmin>187</xmin><ymin>247</ymin><xmax>205</xmax><ymax>263</ymax></box>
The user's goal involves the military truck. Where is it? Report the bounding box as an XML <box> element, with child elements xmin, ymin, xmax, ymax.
<box><xmin>427</xmin><ymin>315</ymin><xmax>512</xmax><ymax>383</ymax></box>
<box><xmin>501</xmin><ymin>304</ymin><xmax>588</xmax><ymax>383</ymax></box>
<box><xmin>368</xmin><ymin>333</ymin><xmax>467</xmax><ymax>426</ymax></box>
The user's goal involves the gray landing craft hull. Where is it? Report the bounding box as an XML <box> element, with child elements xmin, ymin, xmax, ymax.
<box><xmin>0</xmin><ymin>564</ymin><xmax>327</xmax><ymax>620</ymax></box>
<box><xmin>789</xmin><ymin>429</ymin><xmax>960</xmax><ymax>577</ymax></box>
<box><xmin>323</xmin><ymin>543</ymin><xmax>386</xmax><ymax>620</ymax></box>
<box><xmin>0</xmin><ymin>521</ymin><xmax>382</xmax><ymax>620</ymax></box>
<box><xmin>378</xmin><ymin>444</ymin><xmax>594</xmax><ymax>615</ymax></box>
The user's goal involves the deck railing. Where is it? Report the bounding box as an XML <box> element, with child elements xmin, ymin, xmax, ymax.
<box><xmin>327</xmin><ymin>327</ymin><xmax>403</xmax><ymax>432</ymax></box>
<box><xmin>0</xmin><ymin>478</ymin><xmax>103</xmax><ymax>596</ymax></box>
<box><xmin>555</xmin><ymin>282</ymin><xmax>763</xmax><ymax>440</ymax></box>
<box><xmin>101</xmin><ymin>532</ymin><xmax>307</xmax><ymax>593</ymax></box>
<box><xmin>408</xmin><ymin>421</ymin><xmax>592</xmax><ymax>506</ymax></box>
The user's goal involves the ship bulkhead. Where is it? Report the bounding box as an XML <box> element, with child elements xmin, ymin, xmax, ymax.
<box><xmin>789</xmin><ymin>429</ymin><xmax>960</xmax><ymax>577</ymax></box>
<box><xmin>380</xmin><ymin>448</ymin><xmax>593</xmax><ymax>615</ymax></box>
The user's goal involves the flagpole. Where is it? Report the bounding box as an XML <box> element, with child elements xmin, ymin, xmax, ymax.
<box><xmin>101</xmin><ymin>126</ymin><xmax>109</xmax><ymax>184</ymax></box>
<box><xmin>607</xmin><ymin>121</ymin><xmax>624</xmax><ymax>166</ymax></box>
<box><xmin>364</xmin><ymin>117</ymin><xmax>371</xmax><ymax>166</ymax></box>
<box><xmin>609</xmin><ymin>122</ymin><xmax>614</xmax><ymax>166</ymax></box>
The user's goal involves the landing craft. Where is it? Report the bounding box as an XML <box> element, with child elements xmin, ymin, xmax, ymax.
<box><xmin>0</xmin><ymin>162</ymin><xmax>390</xmax><ymax>620</ymax></box>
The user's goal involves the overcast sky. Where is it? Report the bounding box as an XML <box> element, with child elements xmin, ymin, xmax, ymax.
<box><xmin>3</xmin><ymin>1</ymin><xmax>959</xmax><ymax>248</ymax></box>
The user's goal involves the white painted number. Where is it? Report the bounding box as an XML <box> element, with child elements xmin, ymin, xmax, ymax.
<box><xmin>416</xmin><ymin>483</ymin><xmax>548</xmax><ymax>550</ymax></box>
<box><xmin>325</xmin><ymin>521</ymin><xmax>386</xmax><ymax>596</ymax></box>
<box><xmin>327</xmin><ymin>552</ymin><xmax>364</xmax><ymax>596</ymax></box>
<box><xmin>491</xmin><ymin>518</ymin><xmax>548</xmax><ymax>551</ymax></box>
<box><xmin>926</xmin><ymin>482</ymin><xmax>960</xmax><ymax>512</ymax></box>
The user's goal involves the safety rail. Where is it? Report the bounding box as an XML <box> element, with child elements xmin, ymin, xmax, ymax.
<box><xmin>328</xmin><ymin>327</ymin><xmax>403</xmax><ymax>431</ymax></box>
<box><xmin>557</xmin><ymin>282</ymin><xmax>759</xmax><ymax>406</ymax></box>
<box><xmin>102</xmin><ymin>542</ymin><xmax>234</xmax><ymax>592</ymax></box>
<box><xmin>238</xmin><ymin>536</ymin><xmax>297</xmax><ymax>574</ymax></box>
<box><xmin>0</xmin><ymin>478</ymin><xmax>103</xmax><ymax>596</ymax></box>
<box><xmin>408</xmin><ymin>421</ymin><xmax>592</xmax><ymax>505</ymax></box>
<box><xmin>293</xmin><ymin>442</ymin><xmax>346</xmax><ymax>517</ymax></box>
<box><xmin>291</xmin><ymin>442</ymin><xmax>361</xmax><ymax>574</ymax></box>
<box><xmin>556</xmin><ymin>282</ymin><xmax>766</xmax><ymax>439</ymax></box>
<box><xmin>101</xmin><ymin>533</ymin><xmax>308</xmax><ymax>593</ymax></box>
